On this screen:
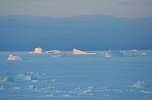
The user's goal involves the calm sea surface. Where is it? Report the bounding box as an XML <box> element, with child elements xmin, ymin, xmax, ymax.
<box><xmin>0</xmin><ymin>51</ymin><xmax>152</xmax><ymax>100</ymax></box>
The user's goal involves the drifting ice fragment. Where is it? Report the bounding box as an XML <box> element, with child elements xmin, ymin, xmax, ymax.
<box><xmin>73</xmin><ymin>49</ymin><xmax>96</xmax><ymax>55</ymax></box>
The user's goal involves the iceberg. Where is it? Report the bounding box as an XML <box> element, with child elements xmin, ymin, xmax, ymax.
<box><xmin>8</xmin><ymin>54</ymin><xmax>22</xmax><ymax>60</ymax></box>
<box><xmin>29</xmin><ymin>47</ymin><xmax>43</xmax><ymax>54</ymax></box>
<box><xmin>73</xmin><ymin>49</ymin><xmax>96</xmax><ymax>55</ymax></box>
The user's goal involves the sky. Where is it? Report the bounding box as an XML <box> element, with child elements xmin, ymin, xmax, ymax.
<box><xmin>0</xmin><ymin>0</ymin><xmax>152</xmax><ymax>51</ymax></box>
<box><xmin>0</xmin><ymin>0</ymin><xmax>152</xmax><ymax>18</ymax></box>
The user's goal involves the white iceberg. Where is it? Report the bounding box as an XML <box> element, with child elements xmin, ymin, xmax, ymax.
<box><xmin>29</xmin><ymin>47</ymin><xmax>43</xmax><ymax>54</ymax></box>
<box><xmin>8</xmin><ymin>54</ymin><xmax>21</xmax><ymax>60</ymax></box>
<box><xmin>73</xmin><ymin>49</ymin><xmax>96</xmax><ymax>55</ymax></box>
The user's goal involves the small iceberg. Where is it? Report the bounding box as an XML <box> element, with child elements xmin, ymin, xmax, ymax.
<box><xmin>8</xmin><ymin>54</ymin><xmax>21</xmax><ymax>60</ymax></box>
<box><xmin>29</xmin><ymin>47</ymin><xmax>43</xmax><ymax>54</ymax></box>
<box><xmin>73</xmin><ymin>49</ymin><xmax>96</xmax><ymax>55</ymax></box>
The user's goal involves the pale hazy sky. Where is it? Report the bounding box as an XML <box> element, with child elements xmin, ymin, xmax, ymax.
<box><xmin>0</xmin><ymin>0</ymin><xmax>152</xmax><ymax>18</ymax></box>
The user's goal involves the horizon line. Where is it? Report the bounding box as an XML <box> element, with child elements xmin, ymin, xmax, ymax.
<box><xmin>0</xmin><ymin>14</ymin><xmax>152</xmax><ymax>19</ymax></box>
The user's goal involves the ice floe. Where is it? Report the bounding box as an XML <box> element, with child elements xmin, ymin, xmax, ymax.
<box><xmin>1</xmin><ymin>71</ymin><xmax>152</xmax><ymax>97</ymax></box>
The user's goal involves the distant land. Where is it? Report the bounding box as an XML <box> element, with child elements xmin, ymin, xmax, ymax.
<box><xmin>0</xmin><ymin>15</ymin><xmax>152</xmax><ymax>51</ymax></box>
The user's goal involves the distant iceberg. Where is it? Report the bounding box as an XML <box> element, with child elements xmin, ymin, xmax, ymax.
<box><xmin>73</xmin><ymin>49</ymin><xmax>96</xmax><ymax>55</ymax></box>
<box><xmin>8</xmin><ymin>54</ymin><xmax>21</xmax><ymax>60</ymax></box>
<box><xmin>29</xmin><ymin>47</ymin><xmax>43</xmax><ymax>54</ymax></box>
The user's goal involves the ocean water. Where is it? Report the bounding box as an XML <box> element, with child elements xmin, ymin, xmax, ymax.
<box><xmin>0</xmin><ymin>51</ymin><xmax>152</xmax><ymax>100</ymax></box>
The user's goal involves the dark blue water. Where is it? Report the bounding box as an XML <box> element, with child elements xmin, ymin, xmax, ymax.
<box><xmin>0</xmin><ymin>51</ymin><xmax>152</xmax><ymax>100</ymax></box>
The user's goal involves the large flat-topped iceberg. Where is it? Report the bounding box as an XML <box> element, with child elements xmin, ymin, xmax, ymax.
<box><xmin>73</xmin><ymin>49</ymin><xmax>96</xmax><ymax>55</ymax></box>
<box><xmin>8</xmin><ymin>54</ymin><xmax>22</xmax><ymax>60</ymax></box>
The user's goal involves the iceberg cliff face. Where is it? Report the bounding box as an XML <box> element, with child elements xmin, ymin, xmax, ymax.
<box><xmin>8</xmin><ymin>55</ymin><xmax>21</xmax><ymax>60</ymax></box>
<box><xmin>73</xmin><ymin>49</ymin><xmax>96</xmax><ymax>55</ymax></box>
